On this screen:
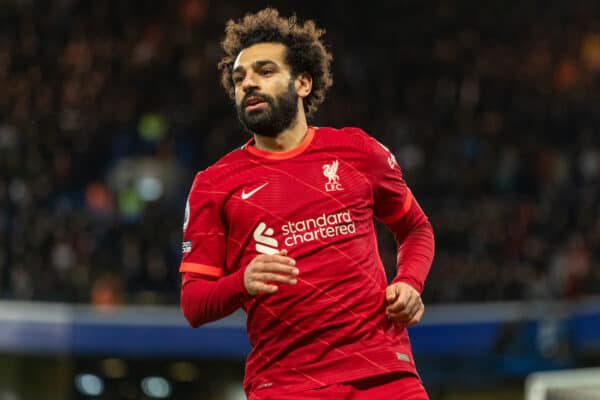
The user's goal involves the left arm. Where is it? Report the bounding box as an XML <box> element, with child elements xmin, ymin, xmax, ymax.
<box><xmin>383</xmin><ymin>195</ymin><xmax>434</xmax><ymax>325</ymax></box>
<box><xmin>355</xmin><ymin>128</ymin><xmax>435</xmax><ymax>325</ymax></box>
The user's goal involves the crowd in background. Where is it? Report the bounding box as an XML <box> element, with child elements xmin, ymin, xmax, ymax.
<box><xmin>1</xmin><ymin>0</ymin><xmax>599</xmax><ymax>305</ymax></box>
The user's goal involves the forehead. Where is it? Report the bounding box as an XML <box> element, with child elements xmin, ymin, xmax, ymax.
<box><xmin>233</xmin><ymin>42</ymin><xmax>288</xmax><ymax>70</ymax></box>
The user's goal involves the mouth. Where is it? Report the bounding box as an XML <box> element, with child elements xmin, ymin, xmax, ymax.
<box><xmin>244</xmin><ymin>95</ymin><xmax>268</xmax><ymax>111</ymax></box>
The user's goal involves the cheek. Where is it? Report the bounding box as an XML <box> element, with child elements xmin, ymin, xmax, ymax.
<box><xmin>234</xmin><ymin>89</ymin><xmax>243</xmax><ymax>105</ymax></box>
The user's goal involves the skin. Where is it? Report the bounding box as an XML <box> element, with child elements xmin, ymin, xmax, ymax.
<box><xmin>233</xmin><ymin>42</ymin><xmax>424</xmax><ymax>325</ymax></box>
<box><xmin>385</xmin><ymin>282</ymin><xmax>425</xmax><ymax>326</ymax></box>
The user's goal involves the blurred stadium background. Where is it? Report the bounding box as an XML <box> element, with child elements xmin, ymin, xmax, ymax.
<box><xmin>1</xmin><ymin>0</ymin><xmax>600</xmax><ymax>398</ymax></box>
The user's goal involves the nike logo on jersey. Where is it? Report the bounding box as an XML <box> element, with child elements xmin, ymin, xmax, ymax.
<box><xmin>241</xmin><ymin>183</ymin><xmax>268</xmax><ymax>200</ymax></box>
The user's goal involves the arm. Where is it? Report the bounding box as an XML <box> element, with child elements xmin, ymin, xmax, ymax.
<box><xmin>387</xmin><ymin>194</ymin><xmax>435</xmax><ymax>293</ymax></box>
<box><xmin>178</xmin><ymin>172</ymin><xmax>242</xmax><ymax>327</ymax></box>
<box><xmin>180</xmin><ymin>253</ymin><xmax>298</xmax><ymax>328</ymax></box>
<box><xmin>358</xmin><ymin>129</ymin><xmax>435</xmax><ymax>325</ymax></box>
<box><xmin>180</xmin><ymin>270</ymin><xmax>249</xmax><ymax>327</ymax></box>
<box><xmin>179</xmin><ymin>173</ymin><xmax>299</xmax><ymax>328</ymax></box>
<box><xmin>384</xmin><ymin>196</ymin><xmax>435</xmax><ymax>325</ymax></box>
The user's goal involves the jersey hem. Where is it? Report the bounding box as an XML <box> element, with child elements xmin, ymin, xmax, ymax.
<box><xmin>244</xmin><ymin>344</ymin><xmax>418</xmax><ymax>396</ymax></box>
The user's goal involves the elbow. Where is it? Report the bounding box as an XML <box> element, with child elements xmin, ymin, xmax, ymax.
<box><xmin>416</xmin><ymin>214</ymin><xmax>434</xmax><ymax>241</ymax></box>
<box><xmin>419</xmin><ymin>212</ymin><xmax>433</xmax><ymax>232</ymax></box>
<box><xmin>182</xmin><ymin>307</ymin><xmax>202</xmax><ymax>328</ymax></box>
<box><xmin>180</xmin><ymin>291</ymin><xmax>205</xmax><ymax>328</ymax></box>
<box><xmin>410</xmin><ymin>215</ymin><xmax>435</xmax><ymax>242</ymax></box>
<box><xmin>425</xmin><ymin>218</ymin><xmax>435</xmax><ymax>240</ymax></box>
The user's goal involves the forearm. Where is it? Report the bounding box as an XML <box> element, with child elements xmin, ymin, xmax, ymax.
<box><xmin>180</xmin><ymin>269</ymin><xmax>250</xmax><ymax>327</ymax></box>
<box><xmin>388</xmin><ymin>200</ymin><xmax>435</xmax><ymax>293</ymax></box>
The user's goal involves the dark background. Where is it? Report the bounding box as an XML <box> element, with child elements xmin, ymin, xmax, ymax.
<box><xmin>1</xmin><ymin>0</ymin><xmax>599</xmax><ymax>305</ymax></box>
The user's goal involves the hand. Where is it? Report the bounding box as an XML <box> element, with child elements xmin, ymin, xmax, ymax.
<box><xmin>244</xmin><ymin>250</ymin><xmax>299</xmax><ymax>296</ymax></box>
<box><xmin>385</xmin><ymin>282</ymin><xmax>424</xmax><ymax>326</ymax></box>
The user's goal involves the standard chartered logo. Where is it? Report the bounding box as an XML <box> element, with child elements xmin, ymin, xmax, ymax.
<box><xmin>282</xmin><ymin>210</ymin><xmax>356</xmax><ymax>246</ymax></box>
<box><xmin>253</xmin><ymin>222</ymin><xmax>280</xmax><ymax>255</ymax></box>
<box><xmin>253</xmin><ymin>210</ymin><xmax>356</xmax><ymax>254</ymax></box>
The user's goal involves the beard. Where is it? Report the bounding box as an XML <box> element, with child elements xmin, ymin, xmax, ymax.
<box><xmin>236</xmin><ymin>81</ymin><xmax>299</xmax><ymax>138</ymax></box>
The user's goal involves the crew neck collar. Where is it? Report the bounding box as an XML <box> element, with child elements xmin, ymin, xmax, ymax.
<box><xmin>244</xmin><ymin>126</ymin><xmax>316</xmax><ymax>160</ymax></box>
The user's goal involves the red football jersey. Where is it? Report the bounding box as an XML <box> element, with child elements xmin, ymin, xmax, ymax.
<box><xmin>180</xmin><ymin>126</ymin><xmax>429</xmax><ymax>396</ymax></box>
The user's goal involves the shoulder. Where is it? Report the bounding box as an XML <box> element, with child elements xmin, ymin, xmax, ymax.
<box><xmin>316</xmin><ymin>126</ymin><xmax>400</xmax><ymax>178</ymax></box>
<box><xmin>192</xmin><ymin>146</ymin><xmax>249</xmax><ymax>187</ymax></box>
<box><xmin>315</xmin><ymin>125</ymin><xmax>371</xmax><ymax>142</ymax></box>
<box><xmin>315</xmin><ymin>125</ymin><xmax>387</xmax><ymax>155</ymax></box>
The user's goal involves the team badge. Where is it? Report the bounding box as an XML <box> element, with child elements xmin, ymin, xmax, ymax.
<box><xmin>322</xmin><ymin>160</ymin><xmax>344</xmax><ymax>192</ymax></box>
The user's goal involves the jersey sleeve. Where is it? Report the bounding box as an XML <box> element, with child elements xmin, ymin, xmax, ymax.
<box><xmin>179</xmin><ymin>171</ymin><xmax>226</xmax><ymax>279</ymax></box>
<box><xmin>363</xmin><ymin>132</ymin><xmax>435</xmax><ymax>293</ymax></box>
<box><xmin>365</xmin><ymin>136</ymin><xmax>413</xmax><ymax>224</ymax></box>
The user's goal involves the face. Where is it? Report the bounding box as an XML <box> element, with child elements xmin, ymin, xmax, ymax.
<box><xmin>232</xmin><ymin>43</ymin><xmax>300</xmax><ymax>137</ymax></box>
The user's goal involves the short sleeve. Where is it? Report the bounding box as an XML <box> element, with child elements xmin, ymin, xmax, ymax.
<box><xmin>179</xmin><ymin>172</ymin><xmax>226</xmax><ymax>279</ymax></box>
<box><xmin>367</xmin><ymin>137</ymin><xmax>414</xmax><ymax>225</ymax></box>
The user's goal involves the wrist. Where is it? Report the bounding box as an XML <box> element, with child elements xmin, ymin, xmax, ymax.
<box><xmin>393</xmin><ymin>276</ymin><xmax>423</xmax><ymax>294</ymax></box>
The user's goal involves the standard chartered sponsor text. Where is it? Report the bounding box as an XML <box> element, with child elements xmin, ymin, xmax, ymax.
<box><xmin>281</xmin><ymin>210</ymin><xmax>356</xmax><ymax>246</ymax></box>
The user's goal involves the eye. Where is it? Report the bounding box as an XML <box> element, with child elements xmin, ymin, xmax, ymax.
<box><xmin>232</xmin><ymin>71</ymin><xmax>245</xmax><ymax>85</ymax></box>
<box><xmin>260</xmin><ymin>69</ymin><xmax>273</xmax><ymax>76</ymax></box>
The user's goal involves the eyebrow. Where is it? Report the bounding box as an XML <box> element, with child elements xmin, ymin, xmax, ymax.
<box><xmin>233</xmin><ymin>60</ymin><xmax>278</xmax><ymax>74</ymax></box>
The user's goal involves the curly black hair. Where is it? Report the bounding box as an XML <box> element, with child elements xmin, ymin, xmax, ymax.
<box><xmin>218</xmin><ymin>8</ymin><xmax>333</xmax><ymax>117</ymax></box>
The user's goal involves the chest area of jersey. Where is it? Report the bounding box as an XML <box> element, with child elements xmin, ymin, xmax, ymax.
<box><xmin>220</xmin><ymin>158</ymin><xmax>372</xmax><ymax>252</ymax></box>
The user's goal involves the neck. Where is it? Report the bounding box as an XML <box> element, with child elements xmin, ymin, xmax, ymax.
<box><xmin>253</xmin><ymin>116</ymin><xmax>308</xmax><ymax>152</ymax></box>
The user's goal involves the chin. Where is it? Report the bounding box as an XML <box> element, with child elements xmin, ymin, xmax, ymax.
<box><xmin>245</xmin><ymin>111</ymin><xmax>273</xmax><ymax>127</ymax></box>
<box><xmin>245</xmin><ymin>109</ymin><xmax>267</xmax><ymax>119</ymax></box>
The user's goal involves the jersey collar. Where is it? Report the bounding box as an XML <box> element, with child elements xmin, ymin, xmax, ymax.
<box><xmin>244</xmin><ymin>127</ymin><xmax>316</xmax><ymax>160</ymax></box>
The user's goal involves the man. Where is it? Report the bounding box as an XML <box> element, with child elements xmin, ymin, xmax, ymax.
<box><xmin>180</xmin><ymin>8</ymin><xmax>434</xmax><ymax>400</ymax></box>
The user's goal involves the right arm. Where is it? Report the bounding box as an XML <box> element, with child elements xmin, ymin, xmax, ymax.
<box><xmin>181</xmin><ymin>251</ymin><xmax>298</xmax><ymax>327</ymax></box>
<box><xmin>180</xmin><ymin>270</ymin><xmax>248</xmax><ymax>327</ymax></box>
<box><xmin>179</xmin><ymin>172</ymin><xmax>239</xmax><ymax>327</ymax></box>
<box><xmin>179</xmin><ymin>173</ymin><xmax>297</xmax><ymax>327</ymax></box>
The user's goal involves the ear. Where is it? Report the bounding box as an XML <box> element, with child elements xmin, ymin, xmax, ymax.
<box><xmin>295</xmin><ymin>72</ymin><xmax>313</xmax><ymax>99</ymax></box>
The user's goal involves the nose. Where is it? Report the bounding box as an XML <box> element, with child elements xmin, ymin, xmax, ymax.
<box><xmin>241</xmin><ymin>71</ymin><xmax>259</xmax><ymax>93</ymax></box>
